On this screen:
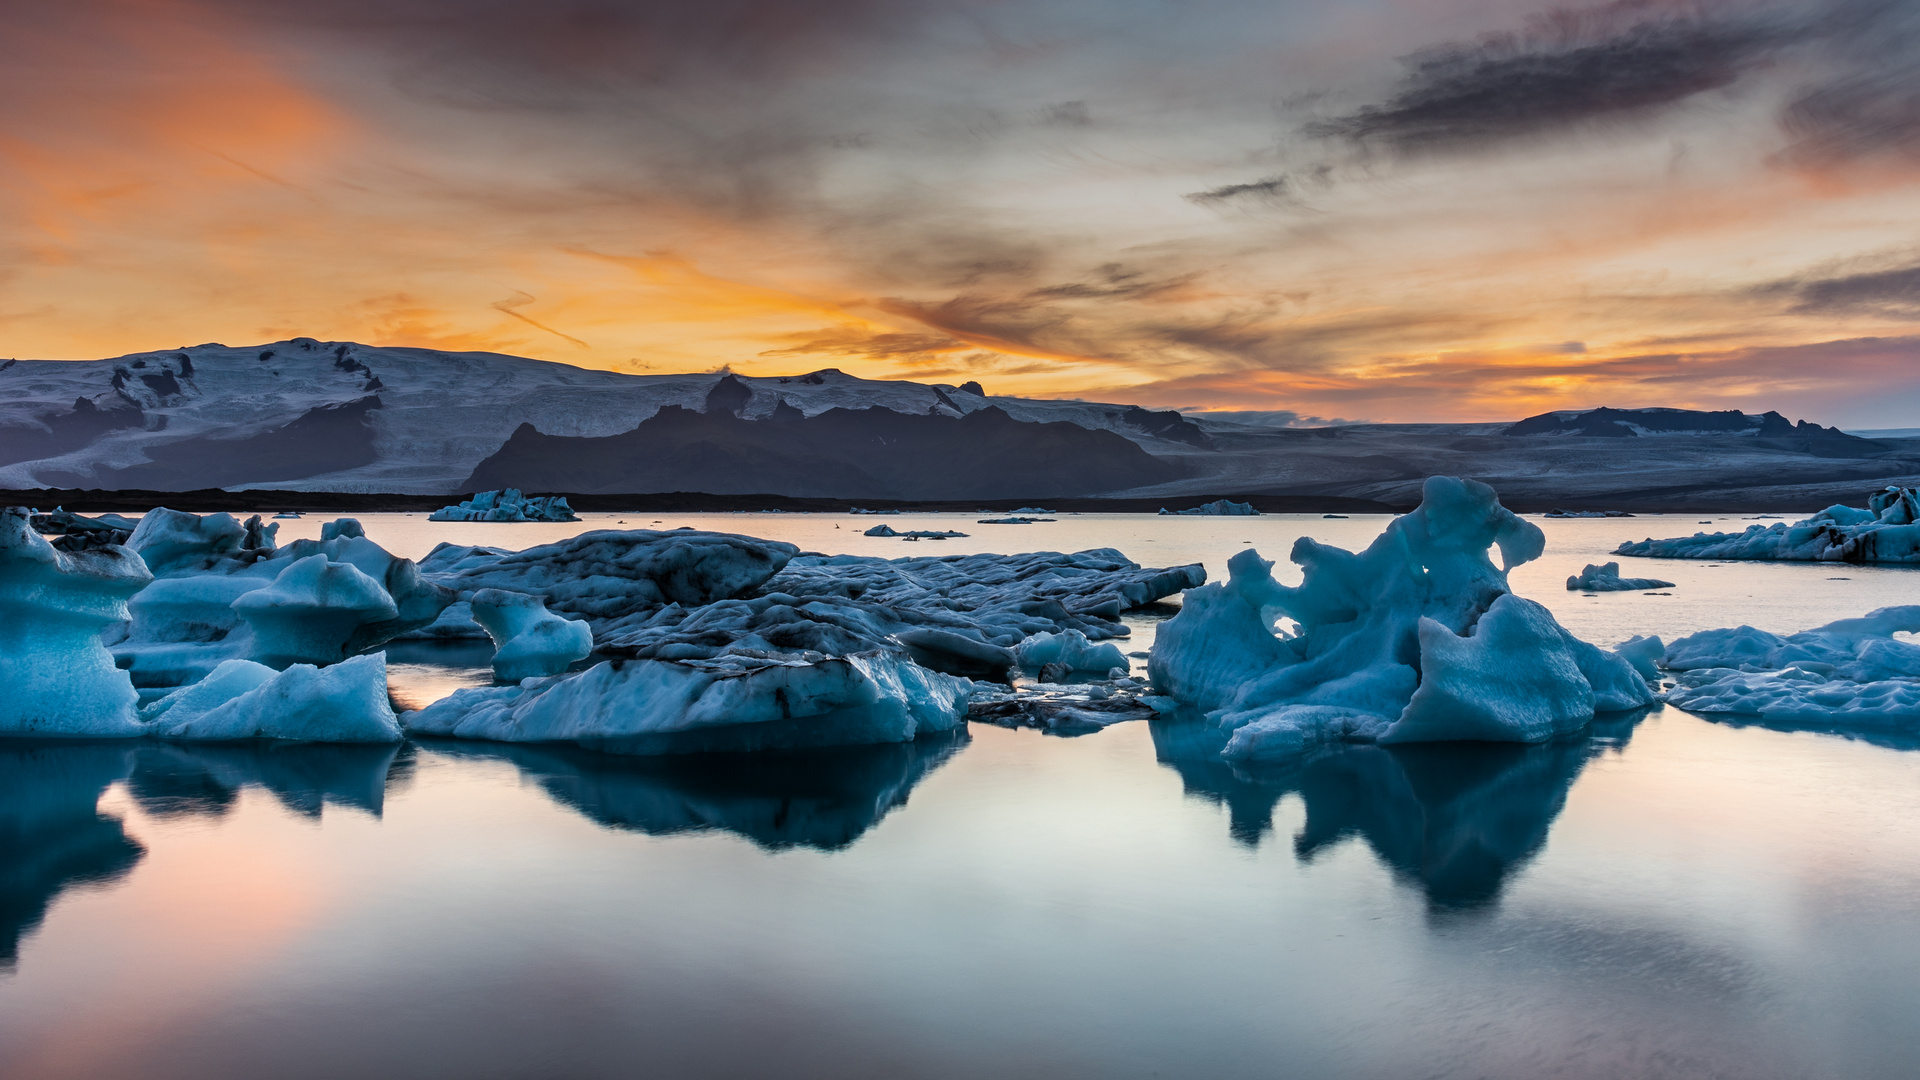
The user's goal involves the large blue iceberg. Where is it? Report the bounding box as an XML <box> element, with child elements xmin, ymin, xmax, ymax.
<box><xmin>1617</xmin><ymin>486</ymin><xmax>1920</xmax><ymax>564</ymax></box>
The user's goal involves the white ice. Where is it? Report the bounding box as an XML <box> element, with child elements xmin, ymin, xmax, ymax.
<box><xmin>1149</xmin><ymin>476</ymin><xmax>1654</xmax><ymax>761</ymax></box>
<box><xmin>1616</xmin><ymin>486</ymin><xmax>1920</xmax><ymax>563</ymax></box>
<box><xmin>0</xmin><ymin>507</ymin><xmax>152</xmax><ymax>736</ymax></box>
<box><xmin>404</xmin><ymin>651</ymin><xmax>968</xmax><ymax>754</ymax></box>
<box><xmin>470</xmin><ymin>589</ymin><xmax>593</xmax><ymax>681</ymax></box>
<box><xmin>1660</xmin><ymin>606</ymin><xmax>1920</xmax><ymax>727</ymax></box>
<box><xmin>141</xmin><ymin>653</ymin><xmax>403</xmax><ymax>742</ymax></box>
<box><xmin>1566</xmin><ymin>562</ymin><xmax>1674</xmax><ymax>591</ymax></box>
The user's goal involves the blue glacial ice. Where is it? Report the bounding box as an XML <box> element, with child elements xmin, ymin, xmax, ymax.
<box><xmin>140</xmin><ymin>654</ymin><xmax>402</xmax><ymax>742</ymax></box>
<box><xmin>0</xmin><ymin>506</ymin><xmax>152</xmax><ymax>736</ymax></box>
<box><xmin>1158</xmin><ymin>499</ymin><xmax>1258</xmax><ymax>516</ymax></box>
<box><xmin>1616</xmin><ymin>486</ymin><xmax>1920</xmax><ymax>563</ymax></box>
<box><xmin>428</xmin><ymin>488</ymin><xmax>579</xmax><ymax>523</ymax></box>
<box><xmin>469</xmin><ymin>589</ymin><xmax>593</xmax><ymax>681</ymax></box>
<box><xmin>1148</xmin><ymin>476</ymin><xmax>1654</xmax><ymax>761</ymax></box>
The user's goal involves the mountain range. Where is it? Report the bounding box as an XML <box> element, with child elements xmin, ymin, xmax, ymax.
<box><xmin>2</xmin><ymin>340</ymin><xmax>1916</xmax><ymax>509</ymax></box>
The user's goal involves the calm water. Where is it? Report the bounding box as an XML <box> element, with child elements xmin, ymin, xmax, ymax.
<box><xmin>4</xmin><ymin>513</ymin><xmax>1919</xmax><ymax>1079</ymax></box>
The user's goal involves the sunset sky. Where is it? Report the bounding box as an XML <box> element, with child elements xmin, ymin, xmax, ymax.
<box><xmin>4</xmin><ymin>0</ymin><xmax>1920</xmax><ymax>424</ymax></box>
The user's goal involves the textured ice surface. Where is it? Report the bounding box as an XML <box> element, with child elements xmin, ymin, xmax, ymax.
<box><xmin>404</xmin><ymin>651</ymin><xmax>968</xmax><ymax>754</ymax></box>
<box><xmin>1015</xmin><ymin>629</ymin><xmax>1129</xmax><ymax>675</ymax></box>
<box><xmin>233</xmin><ymin>555</ymin><xmax>398</xmax><ymax>667</ymax></box>
<box><xmin>429</xmin><ymin>488</ymin><xmax>578</xmax><ymax>523</ymax></box>
<box><xmin>141</xmin><ymin>653</ymin><xmax>403</xmax><ymax>742</ymax></box>
<box><xmin>0</xmin><ymin>507</ymin><xmax>152</xmax><ymax>736</ymax></box>
<box><xmin>1565</xmin><ymin>562</ymin><xmax>1674</xmax><ymax>591</ymax></box>
<box><xmin>1617</xmin><ymin>486</ymin><xmax>1920</xmax><ymax>563</ymax></box>
<box><xmin>1661</xmin><ymin>606</ymin><xmax>1920</xmax><ymax>729</ymax></box>
<box><xmin>470</xmin><ymin>589</ymin><xmax>593</xmax><ymax>681</ymax></box>
<box><xmin>439</xmin><ymin>529</ymin><xmax>799</xmax><ymax>621</ymax></box>
<box><xmin>1149</xmin><ymin>476</ymin><xmax>1654</xmax><ymax>761</ymax></box>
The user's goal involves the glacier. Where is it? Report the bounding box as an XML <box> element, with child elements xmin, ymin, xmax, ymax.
<box><xmin>1616</xmin><ymin>487</ymin><xmax>1920</xmax><ymax>564</ymax></box>
<box><xmin>1148</xmin><ymin>476</ymin><xmax>1655</xmax><ymax>761</ymax></box>
<box><xmin>1565</xmin><ymin>562</ymin><xmax>1674</xmax><ymax>591</ymax></box>
<box><xmin>429</xmin><ymin>488</ymin><xmax>579</xmax><ymax>523</ymax></box>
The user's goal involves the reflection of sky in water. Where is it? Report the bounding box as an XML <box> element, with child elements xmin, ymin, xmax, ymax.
<box><xmin>2</xmin><ymin>515</ymin><xmax>1919</xmax><ymax>1076</ymax></box>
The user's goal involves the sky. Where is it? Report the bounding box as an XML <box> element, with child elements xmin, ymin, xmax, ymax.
<box><xmin>3</xmin><ymin>0</ymin><xmax>1920</xmax><ymax>424</ymax></box>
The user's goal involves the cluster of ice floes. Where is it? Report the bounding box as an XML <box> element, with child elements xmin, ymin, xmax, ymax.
<box><xmin>1616</xmin><ymin>486</ymin><xmax>1920</xmax><ymax>563</ymax></box>
<box><xmin>862</xmin><ymin>524</ymin><xmax>968</xmax><ymax>539</ymax></box>
<box><xmin>1159</xmin><ymin>499</ymin><xmax>1258</xmax><ymax>516</ymax></box>
<box><xmin>405</xmin><ymin>533</ymin><xmax>1200</xmax><ymax>753</ymax></box>
<box><xmin>1656</xmin><ymin>607</ymin><xmax>1920</xmax><ymax>733</ymax></box>
<box><xmin>428</xmin><ymin>488</ymin><xmax>578</xmax><ymax>522</ymax></box>
<box><xmin>1148</xmin><ymin>477</ymin><xmax>1655</xmax><ymax>761</ymax></box>
<box><xmin>1566</xmin><ymin>562</ymin><xmax>1674</xmax><ymax>591</ymax></box>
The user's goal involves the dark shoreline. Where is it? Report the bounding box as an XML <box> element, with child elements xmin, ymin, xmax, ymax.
<box><xmin>0</xmin><ymin>486</ymin><xmax>1873</xmax><ymax>516</ymax></box>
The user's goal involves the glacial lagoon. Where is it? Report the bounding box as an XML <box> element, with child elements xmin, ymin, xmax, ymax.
<box><xmin>3</xmin><ymin>513</ymin><xmax>1918</xmax><ymax>1079</ymax></box>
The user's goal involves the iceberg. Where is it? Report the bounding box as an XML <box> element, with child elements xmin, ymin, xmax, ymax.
<box><xmin>1014</xmin><ymin>629</ymin><xmax>1129</xmax><ymax>676</ymax></box>
<box><xmin>1148</xmin><ymin>476</ymin><xmax>1654</xmax><ymax>761</ymax></box>
<box><xmin>404</xmin><ymin>651</ymin><xmax>968</xmax><ymax>755</ymax></box>
<box><xmin>1659</xmin><ymin>606</ymin><xmax>1920</xmax><ymax>734</ymax></box>
<box><xmin>140</xmin><ymin>654</ymin><xmax>403</xmax><ymax>742</ymax></box>
<box><xmin>428</xmin><ymin>488</ymin><xmax>579</xmax><ymax>523</ymax></box>
<box><xmin>0</xmin><ymin>508</ymin><xmax>153</xmax><ymax>736</ymax></box>
<box><xmin>1565</xmin><ymin>561</ymin><xmax>1674</xmax><ymax>591</ymax></box>
<box><xmin>1616</xmin><ymin>486</ymin><xmax>1920</xmax><ymax>563</ymax></box>
<box><xmin>111</xmin><ymin>511</ymin><xmax>451</xmax><ymax>692</ymax></box>
<box><xmin>469</xmin><ymin>589</ymin><xmax>593</xmax><ymax>681</ymax></box>
<box><xmin>862</xmin><ymin>524</ymin><xmax>967</xmax><ymax>538</ymax></box>
<box><xmin>1159</xmin><ymin>499</ymin><xmax>1258</xmax><ymax>516</ymax></box>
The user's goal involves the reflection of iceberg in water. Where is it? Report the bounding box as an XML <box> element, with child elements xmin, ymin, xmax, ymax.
<box><xmin>1153</xmin><ymin>712</ymin><xmax>1645</xmax><ymax>910</ymax></box>
<box><xmin>0</xmin><ymin>742</ymin><xmax>144</xmax><ymax>968</ymax></box>
<box><xmin>128</xmin><ymin>743</ymin><xmax>411</xmax><ymax>819</ymax></box>
<box><xmin>422</xmin><ymin>731</ymin><xmax>969</xmax><ymax>851</ymax></box>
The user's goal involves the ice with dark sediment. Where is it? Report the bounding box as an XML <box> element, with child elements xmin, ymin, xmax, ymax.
<box><xmin>0</xmin><ymin>507</ymin><xmax>153</xmax><ymax>736</ymax></box>
<box><xmin>1565</xmin><ymin>562</ymin><xmax>1675</xmax><ymax>591</ymax></box>
<box><xmin>428</xmin><ymin>489</ymin><xmax>578</xmax><ymax>523</ymax></box>
<box><xmin>1159</xmin><ymin>499</ymin><xmax>1258</xmax><ymax>516</ymax></box>
<box><xmin>1616</xmin><ymin>486</ymin><xmax>1920</xmax><ymax>563</ymax></box>
<box><xmin>1148</xmin><ymin>476</ymin><xmax>1655</xmax><ymax>761</ymax></box>
<box><xmin>406</xmin><ymin>531</ymin><xmax>1204</xmax><ymax>752</ymax></box>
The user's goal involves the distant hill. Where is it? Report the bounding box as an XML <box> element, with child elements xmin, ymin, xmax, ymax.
<box><xmin>1504</xmin><ymin>407</ymin><xmax>1884</xmax><ymax>458</ymax></box>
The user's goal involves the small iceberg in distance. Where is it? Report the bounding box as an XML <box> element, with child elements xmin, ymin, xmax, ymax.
<box><xmin>430</xmin><ymin>489</ymin><xmax>579</xmax><ymax>523</ymax></box>
<box><xmin>1617</xmin><ymin>486</ymin><xmax>1920</xmax><ymax>563</ymax></box>
<box><xmin>863</xmin><ymin>524</ymin><xmax>968</xmax><ymax>539</ymax></box>
<box><xmin>1159</xmin><ymin>499</ymin><xmax>1258</xmax><ymax>516</ymax></box>
<box><xmin>1566</xmin><ymin>562</ymin><xmax>1674</xmax><ymax>592</ymax></box>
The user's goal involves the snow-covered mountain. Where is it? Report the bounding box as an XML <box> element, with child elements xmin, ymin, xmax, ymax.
<box><xmin>3</xmin><ymin>339</ymin><xmax>1916</xmax><ymax>508</ymax></box>
<box><xmin>0</xmin><ymin>340</ymin><xmax>1204</xmax><ymax>495</ymax></box>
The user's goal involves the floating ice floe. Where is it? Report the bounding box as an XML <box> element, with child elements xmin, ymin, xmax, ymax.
<box><xmin>1659</xmin><ymin>606</ymin><xmax>1920</xmax><ymax>734</ymax></box>
<box><xmin>977</xmin><ymin>516</ymin><xmax>1054</xmax><ymax>524</ymax></box>
<box><xmin>863</xmin><ymin>525</ymin><xmax>968</xmax><ymax>539</ymax></box>
<box><xmin>406</xmin><ymin>532</ymin><xmax>1203</xmax><ymax>752</ymax></box>
<box><xmin>1148</xmin><ymin>476</ymin><xmax>1654</xmax><ymax>761</ymax></box>
<box><xmin>1544</xmin><ymin>509</ymin><xmax>1633</xmax><ymax>518</ymax></box>
<box><xmin>428</xmin><ymin>488</ymin><xmax>578</xmax><ymax>523</ymax></box>
<box><xmin>1565</xmin><ymin>561</ymin><xmax>1675</xmax><ymax>591</ymax></box>
<box><xmin>0</xmin><ymin>507</ymin><xmax>152</xmax><ymax>736</ymax></box>
<box><xmin>1616</xmin><ymin>486</ymin><xmax>1920</xmax><ymax>563</ymax></box>
<box><xmin>140</xmin><ymin>654</ymin><xmax>403</xmax><ymax>742</ymax></box>
<box><xmin>1159</xmin><ymin>499</ymin><xmax>1258</xmax><ymax>516</ymax></box>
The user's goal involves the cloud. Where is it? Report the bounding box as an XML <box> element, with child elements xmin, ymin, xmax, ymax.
<box><xmin>1758</xmin><ymin>258</ymin><xmax>1920</xmax><ymax>317</ymax></box>
<box><xmin>1306</xmin><ymin>2</ymin><xmax>1788</xmax><ymax>152</ymax></box>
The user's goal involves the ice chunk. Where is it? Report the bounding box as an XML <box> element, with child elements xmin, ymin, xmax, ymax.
<box><xmin>1014</xmin><ymin>629</ymin><xmax>1129</xmax><ymax>674</ymax></box>
<box><xmin>470</xmin><ymin>589</ymin><xmax>594</xmax><ymax>681</ymax></box>
<box><xmin>405</xmin><ymin>651</ymin><xmax>969</xmax><ymax>755</ymax></box>
<box><xmin>1158</xmin><ymin>499</ymin><xmax>1258</xmax><ymax>516</ymax></box>
<box><xmin>429</xmin><ymin>489</ymin><xmax>579</xmax><ymax>523</ymax></box>
<box><xmin>0</xmin><ymin>507</ymin><xmax>153</xmax><ymax>736</ymax></box>
<box><xmin>1616</xmin><ymin>486</ymin><xmax>1920</xmax><ymax>563</ymax></box>
<box><xmin>1150</xmin><ymin>476</ymin><xmax>1653</xmax><ymax>761</ymax></box>
<box><xmin>863</xmin><ymin>524</ymin><xmax>968</xmax><ymax>538</ymax></box>
<box><xmin>440</xmin><ymin>529</ymin><xmax>799</xmax><ymax>621</ymax></box>
<box><xmin>231</xmin><ymin>554</ymin><xmax>399</xmax><ymax>667</ymax></box>
<box><xmin>1566</xmin><ymin>561</ymin><xmax>1674</xmax><ymax>591</ymax></box>
<box><xmin>1660</xmin><ymin>606</ymin><xmax>1920</xmax><ymax>732</ymax></box>
<box><xmin>142</xmin><ymin>654</ymin><xmax>403</xmax><ymax>742</ymax></box>
<box><xmin>1614</xmin><ymin>635</ymin><xmax>1665</xmax><ymax>682</ymax></box>
<box><xmin>127</xmin><ymin>506</ymin><xmax>273</xmax><ymax>574</ymax></box>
